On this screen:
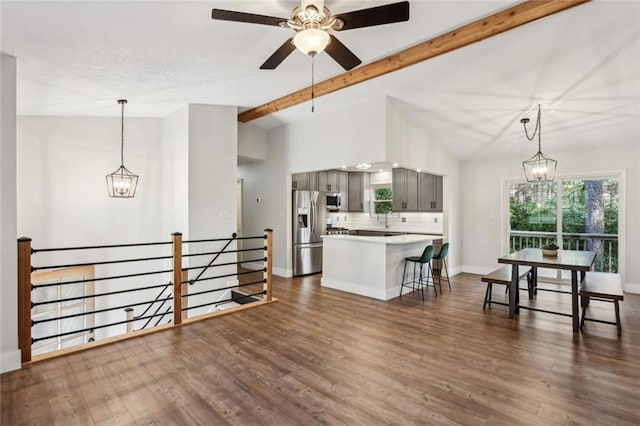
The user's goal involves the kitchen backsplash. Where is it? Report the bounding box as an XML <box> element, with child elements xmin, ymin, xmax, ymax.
<box><xmin>327</xmin><ymin>212</ymin><xmax>444</xmax><ymax>234</ymax></box>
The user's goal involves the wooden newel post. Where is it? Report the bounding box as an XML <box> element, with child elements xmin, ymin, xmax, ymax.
<box><xmin>17</xmin><ymin>237</ymin><xmax>32</xmax><ymax>363</ymax></box>
<box><xmin>172</xmin><ymin>232</ymin><xmax>183</xmax><ymax>326</ymax></box>
<box><xmin>263</xmin><ymin>229</ymin><xmax>273</xmax><ymax>301</ymax></box>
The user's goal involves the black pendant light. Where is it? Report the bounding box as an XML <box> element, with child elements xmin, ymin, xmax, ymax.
<box><xmin>106</xmin><ymin>99</ymin><xmax>139</xmax><ymax>198</ymax></box>
<box><xmin>521</xmin><ymin>104</ymin><xmax>557</xmax><ymax>183</ymax></box>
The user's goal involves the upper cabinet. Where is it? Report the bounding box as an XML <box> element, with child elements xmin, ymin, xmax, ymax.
<box><xmin>308</xmin><ymin>171</ymin><xmax>318</xmax><ymax>191</ymax></box>
<box><xmin>348</xmin><ymin>172</ymin><xmax>370</xmax><ymax>212</ymax></box>
<box><xmin>392</xmin><ymin>168</ymin><xmax>418</xmax><ymax>211</ymax></box>
<box><xmin>292</xmin><ymin>172</ymin><xmax>309</xmax><ymax>190</ymax></box>
<box><xmin>318</xmin><ymin>170</ymin><xmax>339</xmax><ymax>192</ymax></box>
<box><xmin>338</xmin><ymin>171</ymin><xmax>348</xmax><ymax>211</ymax></box>
<box><xmin>418</xmin><ymin>173</ymin><xmax>443</xmax><ymax>212</ymax></box>
<box><xmin>392</xmin><ymin>168</ymin><xmax>443</xmax><ymax>212</ymax></box>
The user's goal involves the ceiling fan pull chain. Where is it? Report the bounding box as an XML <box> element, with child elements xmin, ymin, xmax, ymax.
<box><xmin>311</xmin><ymin>55</ymin><xmax>315</xmax><ymax>113</ymax></box>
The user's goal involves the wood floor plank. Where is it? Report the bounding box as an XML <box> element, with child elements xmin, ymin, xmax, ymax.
<box><xmin>2</xmin><ymin>272</ymin><xmax>639</xmax><ymax>425</ymax></box>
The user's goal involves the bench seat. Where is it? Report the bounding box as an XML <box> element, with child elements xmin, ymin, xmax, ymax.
<box><xmin>482</xmin><ymin>265</ymin><xmax>532</xmax><ymax>310</ymax></box>
<box><xmin>579</xmin><ymin>272</ymin><xmax>623</xmax><ymax>336</ymax></box>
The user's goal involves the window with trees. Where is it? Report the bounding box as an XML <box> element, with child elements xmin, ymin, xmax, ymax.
<box><xmin>372</xmin><ymin>186</ymin><xmax>393</xmax><ymax>214</ymax></box>
<box><xmin>508</xmin><ymin>177</ymin><xmax>619</xmax><ymax>273</ymax></box>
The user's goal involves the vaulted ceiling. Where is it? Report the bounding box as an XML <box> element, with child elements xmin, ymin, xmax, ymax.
<box><xmin>2</xmin><ymin>1</ymin><xmax>639</xmax><ymax>161</ymax></box>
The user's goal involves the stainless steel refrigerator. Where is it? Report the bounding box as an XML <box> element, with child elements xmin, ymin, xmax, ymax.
<box><xmin>293</xmin><ymin>190</ymin><xmax>326</xmax><ymax>276</ymax></box>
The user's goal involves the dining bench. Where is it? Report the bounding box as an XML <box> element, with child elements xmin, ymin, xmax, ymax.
<box><xmin>481</xmin><ymin>265</ymin><xmax>532</xmax><ymax>310</ymax></box>
<box><xmin>579</xmin><ymin>272</ymin><xmax>623</xmax><ymax>336</ymax></box>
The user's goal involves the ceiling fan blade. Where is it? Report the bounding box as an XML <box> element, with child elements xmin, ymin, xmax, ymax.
<box><xmin>260</xmin><ymin>38</ymin><xmax>296</xmax><ymax>70</ymax></box>
<box><xmin>325</xmin><ymin>35</ymin><xmax>361</xmax><ymax>71</ymax></box>
<box><xmin>334</xmin><ymin>1</ymin><xmax>410</xmax><ymax>31</ymax></box>
<box><xmin>211</xmin><ymin>9</ymin><xmax>286</xmax><ymax>27</ymax></box>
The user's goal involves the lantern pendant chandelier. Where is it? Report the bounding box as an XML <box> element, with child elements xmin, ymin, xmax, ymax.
<box><xmin>106</xmin><ymin>99</ymin><xmax>139</xmax><ymax>198</ymax></box>
<box><xmin>521</xmin><ymin>104</ymin><xmax>557</xmax><ymax>183</ymax></box>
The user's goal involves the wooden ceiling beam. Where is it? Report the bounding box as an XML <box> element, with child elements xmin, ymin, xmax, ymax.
<box><xmin>238</xmin><ymin>0</ymin><xmax>590</xmax><ymax>123</ymax></box>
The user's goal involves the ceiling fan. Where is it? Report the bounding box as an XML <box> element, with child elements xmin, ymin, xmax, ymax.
<box><xmin>211</xmin><ymin>0</ymin><xmax>410</xmax><ymax>71</ymax></box>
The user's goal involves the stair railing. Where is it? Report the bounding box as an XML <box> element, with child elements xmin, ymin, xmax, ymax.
<box><xmin>17</xmin><ymin>229</ymin><xmax>274</xmax><ymax>363</ymax></box>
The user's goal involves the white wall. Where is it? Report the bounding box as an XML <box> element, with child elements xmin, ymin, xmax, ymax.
<box><xmin>187</xmin><ymin>105</ymin><xmax>237</xmax><ymax>240</ymax></box>
<box><xmin>162</xmin><ymin>106</ymin><xmax>189</xmax><ymax>236</ymax></box>
<box><xmin>17</xmin><ymin>116</ymin><xmax>164</xmax><ymax>246</ymax></box>
<box><xmin>1</xmin><ymin>53</ymin><xmax>20</xmax><ymax>373</ymax></box>
<box><xmin>238</xmin><ymin>123</ymin><xmax>267</xmax><ymax>163</ymax></box>
<box><xmin>184</xmin><ymin>104</ymin><xmax>239</xmax><ymax>315</ymax></box>
<box><xmin>461</xmin><ymin>145</ymin><xmax>640</xmax><ymax>292</ymax></box>
<box><xmin>281</xmin><ymin>96</ymin><xmax>388</xmax><ymax>173</ymax></box>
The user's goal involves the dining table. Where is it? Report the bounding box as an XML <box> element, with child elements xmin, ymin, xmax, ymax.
<box><xmin>498</xmin><ymin>248</ymin><xmax>596</xmax><ymax>332</ymax></box>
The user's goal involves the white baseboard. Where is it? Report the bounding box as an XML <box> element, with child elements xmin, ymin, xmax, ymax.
<box><xmin>240</xmin><ymin>261</ymin><xmax>263</xmax><ymax>271</ymax></box>
<box><xmin>273</xmin><ymin>267</ymin><xmax>292</xmax><ymax>278</ymax></box>
<box><xmin>624</xmin><ymin>283</ymin><xmax>640</xmax><ymax>294</ymax></box>
<box><xmin>449</xmin><ymin>266</ymin><xmax>463</xmax><ymax>276</ymax></box>
<box><xmin>461</xmin><ymin>265</ymin><xmax>495</xmax><ymax>276</ymax></box>
<box><xmin>1</xmin><ymin>350</ymin><xmax>21</xmax><ymax>373</ymax></box>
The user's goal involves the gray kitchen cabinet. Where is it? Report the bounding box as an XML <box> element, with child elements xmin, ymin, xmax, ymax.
<box><xmin>318</xmin><ymin>170</ymin><xmax>338</xmax><ymax>192</ymax></box>
<box><xmin>418</xmin><ymin>173</ymin><xmax>443</xmax><ymax>212</ymax></box>
<box><xmin>292</xmin><ymin>172</ymin><xmax>309</xmax><ymax>190</ymax></box>
<box><xmin>348</xmin><ymin>172</ymin><xmax>370</xmax><ymax>212</ymax></box>
<box><xmin>308</xmin><ymin>171</ymin><xmax>318</xmax><ymax>191</ymax></box>
<box><xmin>338</xmin><ymin>171</ymin><xmax>348</xmax><ymax>211</ymax></box>
<box><xmin>392</xmin><ymin>168</ymin><xmax>418</xmax><ymax>211</ymax></box>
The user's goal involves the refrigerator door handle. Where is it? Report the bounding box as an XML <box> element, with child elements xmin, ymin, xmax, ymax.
<box><xmin>310</xmin><ymin>199</ymin><xmax>316</xmax><ymax>235</ymax></box>
<box><xmin>299</xmin><ymin>243</ymin><xmax>323</xmax><ymax>249</ymax></box>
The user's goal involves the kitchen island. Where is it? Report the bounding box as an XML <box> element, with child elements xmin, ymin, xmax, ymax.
<box><xmin>321</xmin><ymin>234</ymin><xmax>442</xmax><ymax>300</ymax></box>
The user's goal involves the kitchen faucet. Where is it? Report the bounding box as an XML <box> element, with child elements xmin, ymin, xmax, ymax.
<box><xmin>379</xmin><ymin>213</ymin><xmax>389</xmax><ymax>229</ymax></box>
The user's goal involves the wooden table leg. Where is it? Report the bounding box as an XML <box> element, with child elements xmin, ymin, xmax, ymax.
<box><xmin>509</xmin><ymin>264</ymin><xmax>518</xmax><ymax>319</ymax></box>
<box><xmin>571</xmin><ymin>270</ymin><xmax>579</xmax><ymax>332</ymax></box>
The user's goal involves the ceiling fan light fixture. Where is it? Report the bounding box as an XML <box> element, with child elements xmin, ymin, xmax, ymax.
<box><xmin>293</xmin><ymin>28</ymin><xmax>330</xmax><ymax>56</ymax></box>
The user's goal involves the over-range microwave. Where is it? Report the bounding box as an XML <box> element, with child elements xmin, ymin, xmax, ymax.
<box><xmin>326</xmin><ymin>193</ymin><xmax>341</xmax><ymax>211</ymax></box>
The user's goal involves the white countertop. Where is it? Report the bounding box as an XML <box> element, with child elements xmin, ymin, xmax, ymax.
<box><xmin>322</xmin><ymin>233</ymin><xmax>441</xmax><ymax>245</ymax></box>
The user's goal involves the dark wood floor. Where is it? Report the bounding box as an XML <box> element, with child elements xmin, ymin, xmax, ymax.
<box><xmin>2</xmin><ymin>272</ymin><xmax>640</xmax><ymax>425</ymax></box>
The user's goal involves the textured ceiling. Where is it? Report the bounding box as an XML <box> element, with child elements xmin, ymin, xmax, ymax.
<box><xmin>2</xmin><ymin>1</ymin><xmax>639</xmax><ymax>161</ymax></box>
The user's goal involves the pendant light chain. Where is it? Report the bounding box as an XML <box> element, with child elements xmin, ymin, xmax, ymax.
<box><xmin>120</xmin><ymin>100</ymin><xmax>125</xmax><ymax>166</ymax></box>
<box><xmin>523</xmin><ymin>104</ymin><xmax>542</xmax><ymax>150</ymax></box>
<box><xmin>520</xmin><ymin>104</ymin><xmax>557</xmax><ymax>183</ymax></box>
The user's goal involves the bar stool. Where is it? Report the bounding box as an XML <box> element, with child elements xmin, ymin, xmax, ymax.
<box><xmin>433</xmin><ymin>243</ymin><xmax>450</xmax><ymax>293</ymax></box>
<box><xmin>400</xmin><ymin>245</ymin><xmax>436</xmax><ymax>301</ymax></box>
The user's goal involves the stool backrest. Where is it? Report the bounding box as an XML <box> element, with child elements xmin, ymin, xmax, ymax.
<box><xmin>419</xmin><ymin>245</ymin><xmax>435</xmax><ymax>263</ymax></box>
<box><xmin>435</xmin><ymin>242</ymin><xmax>449</xmax><ymax>260</ymax></box>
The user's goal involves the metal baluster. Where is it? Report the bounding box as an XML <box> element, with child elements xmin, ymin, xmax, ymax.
<box><xmin>608</xmin><ymin>240</ymin><xmax>612</xmax><ymax>273</ymax></box>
